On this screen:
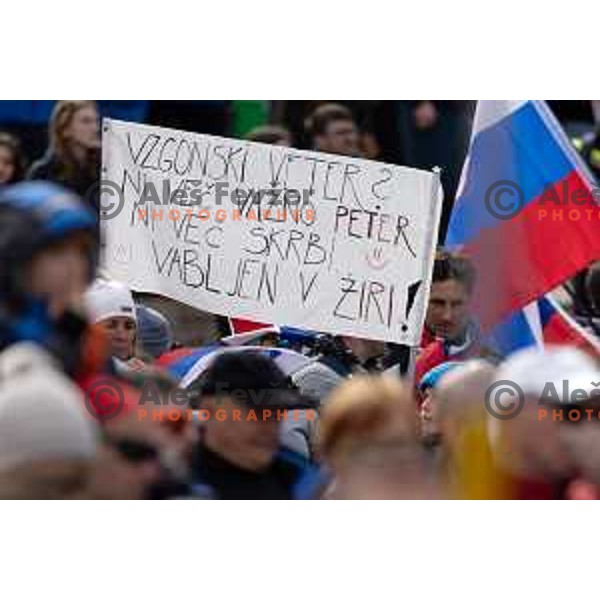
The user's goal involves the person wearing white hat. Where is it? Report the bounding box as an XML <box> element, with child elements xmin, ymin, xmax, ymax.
<box><xmin>84</xmin><ymin>278</ymin><xmax>138</xmax><ymax>362</ymax></box>
<box><xmin>487</xmin><ymin>346</ymin><xmax>600</xmax><ymax>497</ymax></box>
<box><xmin>0</xmin><ymin>343</ymin><xmax>97</xmax><ymax>499</ymax></box>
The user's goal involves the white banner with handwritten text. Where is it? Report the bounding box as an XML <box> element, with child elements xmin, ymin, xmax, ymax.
<box><xmin>101</xmin><ymin>119</ymin><xmax>443</xmax><ymax>344</ymax></box>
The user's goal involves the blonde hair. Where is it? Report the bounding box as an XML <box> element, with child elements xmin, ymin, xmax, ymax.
<box><xmin>318</xmin><ymin>375</ymin><xmax>417</xmax><ymax>465</ymax></box>
<box><xmin>49</xmin><ymin>100</ymin><xmax>97</xmax><ymax>164</ymax></box>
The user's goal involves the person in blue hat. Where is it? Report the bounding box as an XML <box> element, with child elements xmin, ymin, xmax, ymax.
<box><xmin>0</xmin><ymin>181</ymin><xmax>98</xmax><ymax>375</ymax></box>
<box><xmin>135</xmin><ymin>304</ymin><xmax>175</xmax><ymax>360</ymax></box>
<box><xmin>418</xmin><ymin>361</ymin><xmax>465</xmax><ymax>448</ymax></box>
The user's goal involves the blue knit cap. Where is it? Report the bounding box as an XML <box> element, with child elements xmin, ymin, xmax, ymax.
<box><xmin>418</xmin><ymin>361</ymin><xmax>465</xmax><ymax>392</ymax></box>
<box><xmin>136</xmin><ymin>305</ymin><xmax>174</xmax><ymax>359</ymax></box>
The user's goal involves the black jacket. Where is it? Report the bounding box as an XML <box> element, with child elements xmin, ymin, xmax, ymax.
<box><xmin>190</xmin><ymin>443</ymin><xmax>311</xmax><ymax>500</ymax></box>
<box><xmin>27</xmin><ymin>150</ymin><xmax>100</xmax><ymax>214</ymax></box>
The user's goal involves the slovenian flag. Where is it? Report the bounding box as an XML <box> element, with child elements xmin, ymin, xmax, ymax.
<box><xmin>446</xmin><ymin>100</ymin><xmax>600</xmax><ymax>356</ymax></box>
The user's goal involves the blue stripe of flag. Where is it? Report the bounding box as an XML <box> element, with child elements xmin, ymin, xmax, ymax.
<box><xmin>447</xmin><ymin>102</ymin><xmax>575</xmax><ymax>246</ymax></box>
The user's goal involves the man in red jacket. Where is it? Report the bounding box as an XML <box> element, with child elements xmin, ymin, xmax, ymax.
<box><xmin>415</xmin><ymin>251</ymin><xmax>481</xmax><ymax>386</ymax></box>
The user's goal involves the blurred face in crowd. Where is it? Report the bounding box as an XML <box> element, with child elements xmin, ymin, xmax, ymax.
<box><xmin>426</xmin><ymin>278</ymin><xmax>471</xmax><ymax>341</ymax></box>
<box><xmin>202</xmin><ymin>395</ymin><xmax>281</xmax><ymax>471</ymax></box>
<box><xmin>315</xmin><ymin>118</ymin><xmax>360</xmax><ymax>156</ymax></box>
<box><xmin>85</xmin><ymin>414</ymin><xmax>169</xmax><ymax>499</ymax></box>
<box><xmin>430</xmin><ymin>361</ymin><xmax>494</xmax><ymax>451</ymax></box>
<box><xmin>0</xmin><ymin>459</ymin><xmax>92</xmax><ymax>499</ymax></box>
<box><xmin>0</xmin><ymin>144</ymin><xmax>17</xmax><ymax>184</ymax></box>
<box><xmin>491</xmin><ymin>401</ymin><xmax>573</xmax><ymax>483</ymax></box>
<box><xmin>418</xmin><ymin>388</ymin><xmax>442</xmax><ymax>447</ymax></box>
<box><xmin>26</xmin><ymin>233</ymin><xmax>92</xmax><ymax>319</ymax></box>
<box><xmin>559</xmin><ymin>423</ymin><xmax>600</xmax><ymax>499</ymax></box>
<box><xmin>329</xmin><ymin>445</ymin><xmax>443</xmax><ymax>499</ymax></box>
<box><xmin>98</xmin><ymin>317</ymin><xmax>137</xmax><ymax>360</ymax></box>
<box><xmin>65</xmin><ymin>105</ymin><xmax>100</xmax><ymax>151</ymax></box>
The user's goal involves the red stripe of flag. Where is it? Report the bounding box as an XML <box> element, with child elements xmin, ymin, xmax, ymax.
<box><xmin>465</xmin><ymin>170</ymin><xmax>600</xmax><ymax>331</ymax></box>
